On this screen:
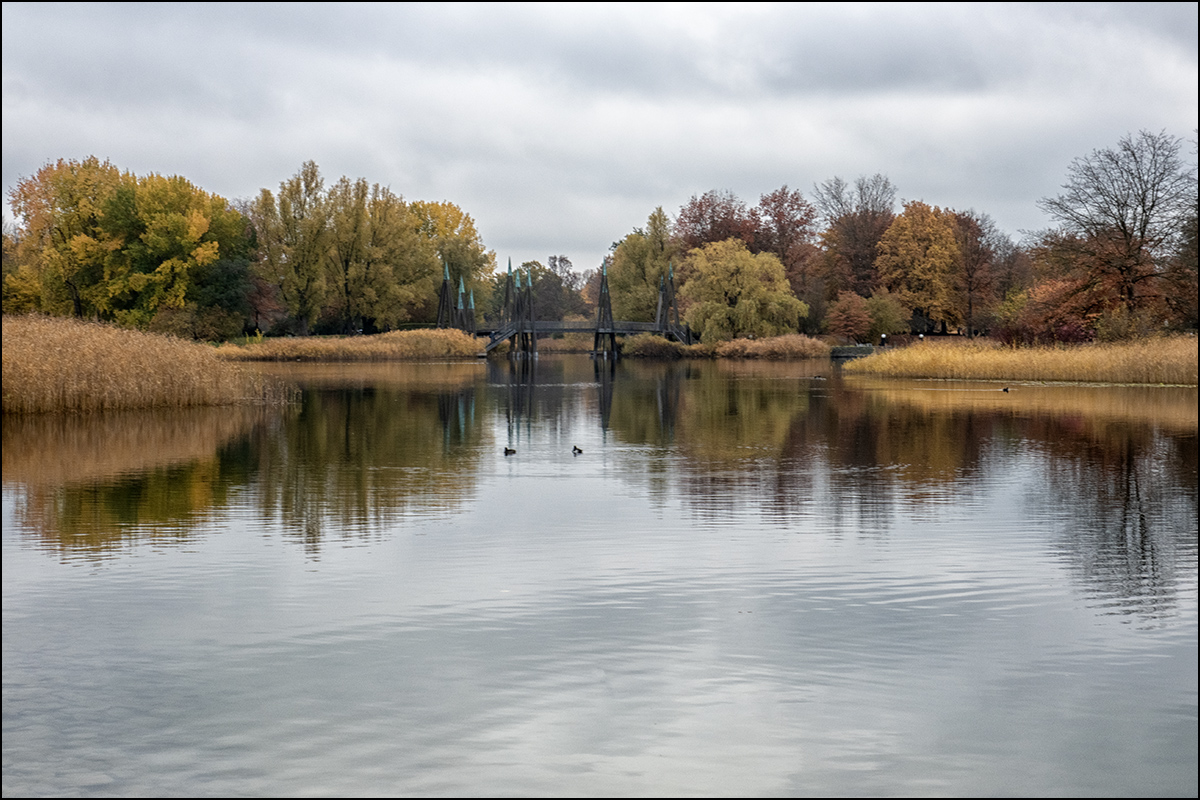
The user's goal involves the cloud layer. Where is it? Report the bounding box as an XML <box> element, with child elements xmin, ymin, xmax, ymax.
<box><xmin>4</xmin><ymin>2</ymin><xmax>1196</xmax><ymax>271</ymax></box>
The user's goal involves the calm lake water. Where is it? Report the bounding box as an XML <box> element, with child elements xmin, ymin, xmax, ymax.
<box><xmin>3</xmin><ymin>356</ymin><xmax>1197</xmax><ymax>797</ymax></box>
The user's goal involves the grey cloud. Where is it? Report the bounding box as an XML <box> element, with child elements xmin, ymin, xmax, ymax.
<box><xmin>4</xmin><ymin>3</ymin><xmax>1196</xmax><ymax>272</ymax></box>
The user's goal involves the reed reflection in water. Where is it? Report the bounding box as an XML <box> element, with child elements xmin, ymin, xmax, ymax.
<box><xmin>3</xmin><ymin>357</ymin><xmax>1196</xmax><ymax>797</ymax></box>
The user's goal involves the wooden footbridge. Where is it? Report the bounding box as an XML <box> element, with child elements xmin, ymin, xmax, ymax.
<box><xmin>436</xmin><ymin>261</ymin><xmax>692</xmax><ymax>358</ymax></box>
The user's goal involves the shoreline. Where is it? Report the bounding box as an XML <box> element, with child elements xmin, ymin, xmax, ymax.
<box><xmin>5</xmin><ymin>315</ymin><xmax>1196</xmax><ymax>414</ymax></box>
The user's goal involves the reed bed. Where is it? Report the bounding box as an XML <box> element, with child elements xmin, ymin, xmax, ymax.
<box><xmin>621</xmin><ymin>332</ymin><xmax>831</xmax><ymax>360</ymax></box>
<box><xmin>3</xmin><ymin>315</ymin><xmax>285</xmax><ymax>413</ymax></box>
<box><xmin>714</xmin><ymin>334</ymin><xmax>831</xmax><ymax>360</ymax></box>
<box><xmin>620</xmin><ymin>333</ymin><xmax>690</xmax><ymax>359</ymax></box>
<box><xmin>844</xmin><ymin>336</ymin><xmax>1198</xmax><ymax>385</ymax></box>
<box><xmin>216</xmin><ymin>328</ymin><xmax>483</xmax><ymax>361</ymax></box>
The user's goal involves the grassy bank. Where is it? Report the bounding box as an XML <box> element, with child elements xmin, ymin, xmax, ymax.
<box><xmin>2</xmin><ymin>315</ymin><xmax>288</xmax><ymax>413</ymax></box>
<box><xmin>215</xmin><ymin>328</ymin><xmax>483</xmax><ymax>361</ymax></box>
<box><xmin>843</xmin><ymin>336</ymin><xmax>1198</xmax><ymax>385</ymax></box>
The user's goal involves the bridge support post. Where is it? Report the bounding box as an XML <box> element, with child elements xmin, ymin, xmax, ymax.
<box><xmin>592</xmin><ymin>262</ymin><xmax>618</xmax><ymax>359</ymax></box>
<box><xmin>654</xmin><ymin>261</ymin><xmax>692</xmax><ymax>344</ymax></box>
<box><xmin>436</xmin><ymin>260</ymin><xmax>455</xmax><ymax>329</ymax></box>
<box><xmin>508</xmin><ymin>266</ymin><xmax>537</xmax><ymax>358</ymax></box>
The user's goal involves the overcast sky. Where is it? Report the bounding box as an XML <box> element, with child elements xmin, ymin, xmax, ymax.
<box><xmin>3</xmin><ymin>2</ymin><xmax>1197</xmax><ymax>274</ymax></box>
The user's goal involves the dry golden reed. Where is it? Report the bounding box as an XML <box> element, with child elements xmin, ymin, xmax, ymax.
<box><xmin>621</xmin><ymin>332</ymin><xmax>831</xmax><ymax>359</ymax></box>
<box><xmin>844</xmin><ymin>337</ymin><xmax>1198</xmax><ymax>385</ymax></box>
<box><xmin>714</xmin><ymin>334</ymin><xmax>831</xmax><ymax>360</ymax></box>
<box><xmin>216</xmin><ymin>328</ymin><xmax>483</xmax><ymax>361</ymax></box>
<box><xmin>3</xmin><ymin>315</ymin><xmax>282</xmax><ymax>413</ymax></box>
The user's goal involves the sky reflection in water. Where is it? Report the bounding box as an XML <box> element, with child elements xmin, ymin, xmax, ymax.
<box><xmin>3</xmin><ymin>357</ymin><xmax>1197</xmax><ymax>797</ymax></box>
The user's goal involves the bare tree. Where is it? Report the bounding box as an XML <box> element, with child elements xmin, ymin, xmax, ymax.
<box><xmin>952</xmin><ymin>210</ymin><xmax>1001</xmax><ymax>337</ymax></box>
<box><xmin>812</xmin><ymin>173</ymin><xmax>897</xmax><ymax>297</ymax></box>
<box><xmin>1037</xmin><ymin>130</ymin><xmax>1196</xmax><ymax>312</ymax></box>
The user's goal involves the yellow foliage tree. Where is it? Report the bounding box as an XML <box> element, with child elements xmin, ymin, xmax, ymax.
<box><xmin>251</xmin><ymin>161</ymin><xmax>331</xmax><ymax>335</ymax></box>
<box><xmin>409</xmin><ymin>199</ymin><xmax>495</xmax><ymax>320</ymax></box>
<box><xmin>99</xmin><ymin>173</ymin><xmax>229</xmax><ymax>328</ymax></box>
<box><xmin>326</xmin><ymin>177</ymin><xmax>439</xmax><ymax>331</ymax></box>
<box><xmin>7</xmin><ymin>156</ymin><xmax>125</xmax><ymax>317</ymax></box>
<box><xmin>680</xmin><ymin>238</ymin><xmax>807</xmax><ymax>341</ymax></box>
<box><xmin>876</xmin><ymin>200</ymin><xmax>962</xmax><ymax>331</ymax></box>
<box><xmin>610</xmin><ymin>207</ymin><xmax>678</xmax><ymax>321</ymax></box>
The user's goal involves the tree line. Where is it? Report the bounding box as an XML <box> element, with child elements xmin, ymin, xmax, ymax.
<box><xmin>4</xmin><ymin>130</ymin><xmax>1195</xmax><ymax>343</ymax></box>
<box><xmin>3</xmin><ymin>159</ymin><xmax>495</xmax><ymax>339</ymax></box>
<box><xmin>608</xmin><ymin>130</ymin><xmax>1195</xmax><ymax>343</ymax></box>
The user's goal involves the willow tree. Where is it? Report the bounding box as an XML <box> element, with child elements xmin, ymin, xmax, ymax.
<box><xmin>680</xmin><ymin>238</ymin><xmax>807</xmax><ymax>341</ymax></box>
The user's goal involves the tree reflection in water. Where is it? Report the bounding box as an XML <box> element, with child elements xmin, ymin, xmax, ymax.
<box><xmin>5</xmin><ymin>359</ymin><xmax>1195</xmax><ymax>620</ymax></box>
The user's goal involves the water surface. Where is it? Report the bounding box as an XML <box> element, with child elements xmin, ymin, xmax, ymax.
<box><xmin>4</xmin><ymin>357</ymin><xmax>1196</xmax><ymax>796</ymax></box>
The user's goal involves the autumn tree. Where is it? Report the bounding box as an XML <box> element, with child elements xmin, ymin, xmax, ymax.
<box><xmin>7</xmin><ymin>156</ymin><xmax>125</xmax><ymax>317</ymax></box>
<box><xmin>754</xmin><ymin>186</ymin><xmax>818</xmax><ymax>264</ymax></box>
<box><xmin>252</xmin><ymin>161</ymin><xmax>331</xmax><ymax>335</ymax></box>
<box><xmin>610</xmin><ymin>207</ymin><xmax>678</xmax><ymax>321</ymax></box>
<box><xmin>323</xmin><ymin>175</ymin><xmax>371</xmax><ymax>332</ymax></box>
<box><xmin>409</xmin><ymin>200</ymin><xmax>495</xmax><ymax>323</ymax></box>
<box><xmin>670</xmin><ymin>186</ymin><xmax>821</xmax><ymax>329</ymax></box>
<box><xmin>864</xmin><ymin>287</ymin><xmax>910</xmax><ymax>341</ymax></box>
<box><xmin>361</xmin><ymin>185</ymin><xmax>440</xmax><ymax>330</ymax></box>
<box><xmin>323</xmin><ymin>178</ymin><xmax>438</xmax><ymax>333</ymax></box>
<box><xmin>991</xmin><ymin>237</ymin><xmax>1035</xmax><ymax>309</ymax></box>
<box><xmin>951</xmin><ymin>210</ymin><xmax>1003</xmax><ymax>337</ymax></box>
<box><xmin>813</xmin><ymin>173</ymin><xmax>897</xmax><ymax>297</ymax></box>
<box><xmin>7</xmin><ymin>157</ymin><xmax>254</xmax><ymax>337</ymax></box>
<box><xmin>824</xmin><ymin>291</ymin><xmax>871</xmax><ymax>342</ymax></box>
<box><xmin>1036</xmin><ymin>129</ymin><xmax>1197</xmax><ymax>316</ymax></box>
<box><xmin>674</xmin><ymin>189</ymin><xmax>757</xmax><ymax>253</ymax></box>
<box><xmin>679</xmin><ymin>239</ymin><xmax>807</xmax><ymax>341</ymax></box>
<box><xmin>753</xmin><ymin>186</ymin><xmax>822</xmax><ymax>329</ymax></box>
<box><xmin>992</xmin><ymin>277</ymin><xmax>1100</xmax><ymax>344</ymax></box>
<box><xmin>99</xmin><ymin>172</ymin><xmax>251</xmax><ymax>332</ymax></box>
<box><xmin>876</xmin><ymin>200</ymin><xmax>961</xmax><ymax>332</ymax></box>
<box><xmin>673</xmin><ymin>186</ymin><xmax>818</xmax><ymax>272</ymax></box>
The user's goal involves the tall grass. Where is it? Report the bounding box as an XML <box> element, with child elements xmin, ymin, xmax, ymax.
<box><xmin>844</xmin><ymin>336</ymin><xmax>1198</xmax><ymax>385</ymax></box>
<box><xmin>3</xmin><ymin>315</ymin><xmax>286</xmax><ymax>413</ymax></box>
<box><xmin>215</xmin><ymin>328</ymin><xmax>483</xmax><ymax>361</ymax></box>
<box><xmin>621</xmin><ymin>332</ymin><xmax>831</xmax><ymax>360</ymax></box>
<box><xmin>714</xmin><ymin>334</ymin><xmax>831</xmax><ymax>360</ymax></box>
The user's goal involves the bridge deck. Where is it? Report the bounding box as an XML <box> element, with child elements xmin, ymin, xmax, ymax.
<box><xmin>482</xmin><ymin>320</ymin><xmax>681</xmax><ymax>352</ymax></box>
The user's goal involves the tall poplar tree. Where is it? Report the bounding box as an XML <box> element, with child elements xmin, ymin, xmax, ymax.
<box><xmin>609</xmin><ymin>207</ymin><xmax>678</xmax><ymax>321</ymax></box>
<box><xmin>252</xmin><ymin>161</ymin><xmax>330</xmax><ymax>335</ymax></box>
